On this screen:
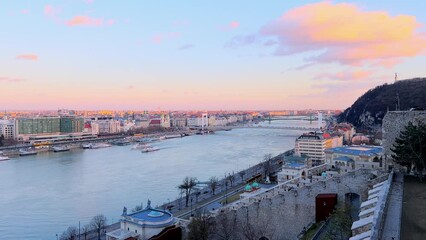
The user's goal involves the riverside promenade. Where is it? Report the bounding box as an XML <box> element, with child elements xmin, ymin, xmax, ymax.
<box><xmin>80</xmin><ymin>150</ymin><xmax>291</xmax><ymax>240</ymax></box>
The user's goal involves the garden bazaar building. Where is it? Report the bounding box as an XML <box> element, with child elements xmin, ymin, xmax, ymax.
<box><xmin>106</xmin><ymin>201</ymin><xmax>179</xmax><ymax>240</ymax></box>
<box><xmin>325</xmin><ymin>145</ymin><xmax>383</xmax><ymax>171</ymax></box>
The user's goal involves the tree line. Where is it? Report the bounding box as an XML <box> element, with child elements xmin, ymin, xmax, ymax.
<box><xmin>59</xmin><ymin>214</ymin><xmax>107</xmax><ymax>240</ymax></box>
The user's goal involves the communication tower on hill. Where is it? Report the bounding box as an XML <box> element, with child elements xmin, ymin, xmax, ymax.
<box><xmin>394</xmin><ymin>72</ymin><xmax>398</xmax><ymax>82</ymax></box>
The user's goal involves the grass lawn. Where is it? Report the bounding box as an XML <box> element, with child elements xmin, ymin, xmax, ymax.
<box><xmin>401</xmin><ymin>175</ymin><xmax>426</xmax><ymax>240</ymax></box>
<box><xmin>220</xmin><ymin>193</ymin><xmax>241</xmax><ymax>205</ymax></box>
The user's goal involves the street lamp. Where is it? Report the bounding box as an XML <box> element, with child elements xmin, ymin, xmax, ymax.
<box><xmin>190</xmin><ymin>197</ymin><xmax>193</xmax><ymax>217</ymax></box>
<box><xmin>56</xmin><ymin>234</ymin><xmax>58</xmax><ymax>240</ymax></box>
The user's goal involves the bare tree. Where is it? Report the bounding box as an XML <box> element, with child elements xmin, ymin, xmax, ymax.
<box><xmin>81</xmin><ymin>224</ymin><xmax>91</xmax><ymax>240</ymax></box>
<box><xmin>90</xmin><ymin>214</ymin><xmax>107</xmax><ymax>240</ymax></box>
<box><xmin>226</xmin><ymin>174</ymin><xmax>235</xmax><ymax>187</ymax></box>
<box><xmin>240</xmin><ymin>206</ymin><xmax>278</xmax><ymax>240</ymax></box>
<box><xmin>262</xmin><ymin>154</ymin><xmax>273</xmax><ymax>179</ymax></box>
<box><xmin>187</xmin><ymin>210</ymin><xmax>213</xmax><ymax>240</ymax></box>
<box><xmin>214</xmin><ymin>212</ymin><xmax>237</xmax><ymax>240</ymax></box>
<box><xmin>209</xmin><ymin>176</ymin><xmax>219</xmax><ymax>195</ymax></box>
<box><xmin>178</xmin><ymin>176</ymin><xmax>198</xmax><ymax>207</ymax></box>
<box><xmin>59</xmin><ymin>226</ymin><xmax>78</xmax><ymax>240</ymax></box>
<box><xmin>239</xmin><ymin>171</ymin><xmax>245</xmax><ymax>183</ymax></box>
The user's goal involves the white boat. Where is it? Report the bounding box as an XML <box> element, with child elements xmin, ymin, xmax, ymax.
<box><xmin>19</xmin><ymin>148</ymin><xmax>37</xmax><ymax>156</ymax></box>
<box><xmin>90</xmin><ymin>143</ymin><xmax>112</xmax><ymax>149</ymax></box>
<box><xmin>141</xmin><ymin>146</ymin><xmax>159</xmax><ymax>153</ymax></box>
<box><xmin>0</xmin><ymin>156</ymin><xmax>10</xmax><ymax>161</ymax></box>
<box><xmin>131</xmin><ymin>143</ymin><xmax>147</xmax><ymax>150</ymax></box>
<box><xmin>165</xmin><ymin>134</ymin><xmax>183</xmax><ymax>139</ymax></box>
<box><xmin>52</xmin><ymin>146</ymin><xmax>70</xmax><ymax>152</ymax></box>
<box><xmin>82</xmin><ymin>143</ymin><xmax>112</xmax><ymax>149</ymax></box>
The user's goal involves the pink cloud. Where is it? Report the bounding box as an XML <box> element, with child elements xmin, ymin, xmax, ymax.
<box><xmin>85</xmin><ymin>0</ymin><xmax>95</xmax><ymax>4</ymax></box>
<box><xmin>314</xmin><ymin>70</ymin><xmax>373</xmax><ymax>81</ymax></box>
<box><xmin>106</xmin><ymin>19</ymin><xmax>115</xmax><ymax>26</ymax></box>
<box><xmin>66</xmin><ymin>15</ymin><xmax>103</xmax><ymax>26</ymax></box>
<box><xmin>21</xmin><ymin>9</ymin><xmax>30</xmax><ymax>14</ymax></box>
<box><xmin>229</xmin><ymin>21</ymin><xmax>240</xmax><ymax>29</ymax></box>
<box><xmin>0</xmin><ymin>77</ymin><xmax>26</xmax><ymax>83</ymax></box>
<box><xmin>44</xmin><ymin>5</ymin><xmax>60</xmax><ymax>17</ymax></box>
<box><xmin>233</xmin><ymin>2</ymin><xmax>426</xmax><ymax>67</ymax></box>
<box><xmin>16</xmin><ymin>54</ymin><xmax>38</xmax><ymax>61</ymax></box>
<box><xmin>152</xmin><ymin>32</ymin><xmax>181</xmax><ymax>44</ymax></box>
<box><xmin>221</xmin><ymin>21</ymin><xmax>240</xmax><ymax>31</ymax></box>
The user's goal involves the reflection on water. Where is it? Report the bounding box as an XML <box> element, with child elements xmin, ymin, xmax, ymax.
<box><xmin>0</xmin><ymin>120</ymin><xmax>315</xmax><ymax>239</ymax></box>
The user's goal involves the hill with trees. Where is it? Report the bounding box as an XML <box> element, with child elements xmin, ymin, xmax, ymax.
<box><xmin>338</xmin><ymin>78</ymin><xmax>426</xmax><ymax>129</ymax></box>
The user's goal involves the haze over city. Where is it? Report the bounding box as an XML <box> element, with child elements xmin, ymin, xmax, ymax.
<box><xmin>2</xmin><ymin>1</ymin><xmax>426</xmax><ymax>240</ymax></box>
<box><xmin>1</xmin><ymin>0</ymin><xmax>426</xmax><ymax>110</ymax></box>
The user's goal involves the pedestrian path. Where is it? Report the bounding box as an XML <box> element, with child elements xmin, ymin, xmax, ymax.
<box><xmin>382</xmin><ymin>172</ymin><xmax>404</xmax><ymax>240</ymax></box>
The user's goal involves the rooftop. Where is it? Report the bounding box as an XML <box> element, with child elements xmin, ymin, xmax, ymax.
<box><xmin>325</xmin><ymin>145</ymin><xmax>382</xmax><ymax>157</ymax></box>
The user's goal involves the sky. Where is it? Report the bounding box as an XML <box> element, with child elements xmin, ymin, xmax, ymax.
<box><xmin>1</xmin><ymin>0</ymin><xmax>425</xmax><ymax>111</ymax></box>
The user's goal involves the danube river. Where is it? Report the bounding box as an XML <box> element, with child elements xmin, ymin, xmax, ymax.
<box><xmin>0</xmin><ymin>119</ymin><xmax>317</xmax><ymax>239</ymax></box>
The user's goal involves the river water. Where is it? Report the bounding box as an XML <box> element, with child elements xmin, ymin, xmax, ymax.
<box><xmin>0</xmin><ymin>119</ymin><xmax>317</xmax><ymax>239</ymax></box>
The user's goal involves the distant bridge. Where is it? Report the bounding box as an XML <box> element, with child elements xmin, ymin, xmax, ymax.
<box><xmin>237</xmin><ymin>125</ymin><xmax>320</xmax><ymax>131</ymax></box>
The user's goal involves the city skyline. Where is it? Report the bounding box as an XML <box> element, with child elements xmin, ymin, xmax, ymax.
<box><xmin>1</xmin><ymin>0</ymin><xmax>426</xmax><ymax>110</ymax></box>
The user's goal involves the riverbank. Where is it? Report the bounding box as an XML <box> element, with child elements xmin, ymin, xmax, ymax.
<box><xmin>77</xmin><ymin>149</ymin><xmax>292</xmax><ymax>240</ymax></box>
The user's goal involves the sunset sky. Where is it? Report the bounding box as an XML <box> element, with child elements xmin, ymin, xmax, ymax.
<box><xmin>1</xmin><ymin>1</ymin><xmax>426</xmax><ymax>110</ymax></box>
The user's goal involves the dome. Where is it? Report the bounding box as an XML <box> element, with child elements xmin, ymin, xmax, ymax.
<box><xmin>148</xmin><ymin>210</ymin><xmax>164</xmax><ymax>218</ymax></box>
<box><xmin>251</xmin><ymin>182</ymin><xmax>259</xmax><ymax>188</ymax></box>
<box><xmin>244</xmin><ymin>184</ymin><xmax>253</xmax><ymax>191</ymax></box>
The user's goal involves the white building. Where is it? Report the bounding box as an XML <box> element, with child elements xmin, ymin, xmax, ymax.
<box><xmin>277</xmin><ymin>162</ymin><xmax>309</xmax><ymax>182</ymax></box>
<box><xmin>91</xmin><ymin>119</ymin><xmax>122</xmax><ymax>134</ymax></box>
<box><xmin>295</xmin><ymin>132</ymin><xmax>327</xmax><ymax>165</ymax></box>
<box><xmin>106</xmin><ymin>201</ymin><xmax>178</xmax><ymax>240</ymax></box>
<box><xmin>0</xmin><ymin>120</ymin><xmax>16</xmax><ymax>139</ymax></box>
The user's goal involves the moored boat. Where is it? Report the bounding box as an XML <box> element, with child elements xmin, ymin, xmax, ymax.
<box><xmin>165</xmin><ymin>134</ymin><xmax>183</xmax><ymax>139</ymax></box>
<box><xmin>52</xmin><ymin>146</ymin><xmax>70</xmax><ymax>152</ymax></box>
<box><xmin>19</xmin><ymin>148</ymin><xmax>37</xmax><ymax>156</ymax></box>
<box><xmin>0</xmin><ymin>156</ymin><xmax>10</xmax><ymax>161</ymax></box>
<box><xmin>111</xmin><ymin>139</ymin><xmax>131</xmax><ymax>146</ymax></box>
<box><xmin>86</xmin><ymin>143</ymin><xmax>112</xmax><ymax>149</ymax></box>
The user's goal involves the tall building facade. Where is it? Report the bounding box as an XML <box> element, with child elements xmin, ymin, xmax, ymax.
<box><xmin>60</xmin><ymin>116</ymin><xmax>84</xmax><ymax>133</ymax></box>
<box><xmin>17</xmin><ymin>117</ymin><xmax>61</xmax><ymax>135</ymax></box>
<box><xmin>295</xmin><ymin>132</ymin><xmax>326</xmax><ymax>165</ymax></box>
<box><xmin>0</xmin><ymin>120</ymin><xmax>16</xmax><ymax>139</ymax></box>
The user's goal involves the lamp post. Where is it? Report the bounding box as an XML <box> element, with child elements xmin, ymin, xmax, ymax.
<box><xmin>56</xmin><ymin>234</ymin><xmax>58</xmax><ymax>240</ymax></box>
<box><xmin>190</xmin><ymin>197</ymin><xmax>193</xmax><ymax>217</ymax></box>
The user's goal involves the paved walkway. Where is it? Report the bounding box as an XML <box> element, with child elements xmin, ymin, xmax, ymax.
<box><xmin>382</xmin><ymin>172</ymin><xmax>404</xmax><ymax>240</ymax></box>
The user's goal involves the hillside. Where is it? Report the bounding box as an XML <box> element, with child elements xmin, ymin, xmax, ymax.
<box><xmin>338</xmin><ymin>78</ymin><xmax>426</xmax><ymax>129</ymax></box>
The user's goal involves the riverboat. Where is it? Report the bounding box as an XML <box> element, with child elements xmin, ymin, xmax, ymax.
<box><xmin>52</xmin><ymin>146</ymin><xmax>70</xmax><ymax>152</ymax></box>
<box><xmin>165</xmin><ymin>134</ymin><xmax>183</xmax><ymax>139</ymax></box>
<box><xmin>111</xmin><ymin>139</ymin><xmax>131</xmax><ymax>146</ymax></box>
<box><xmin>131</xmin><ymin>143</ymin><xmax>146</xmax><ymax>150</ymax></box>
<box><xmin>0</xmin><ymin>156</ymin><xmax>10</xmax><ymax>161</ymax></box>
<box><xmin>141</xmin><ymin>145</ymin><xmax>159</xmax><ymax>153</ymax></box>
<box><xmin>19</xmin><ymin>148</ymin><xmax>37</xmax><ymax>156</ymax></box>
<box><xmin>82</xmin><ymin>143</ymin><xmax>112</xmax><ymax>149</ymax></box>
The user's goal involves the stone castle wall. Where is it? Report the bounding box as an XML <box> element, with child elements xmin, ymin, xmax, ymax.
<box><xmin>382</xmin><ymin>111</ymin><xmax>426</xmax><ymax>169</ymax></box>
<box><xmin>209</xmin><ymin>169</ymin><xmax>383</xmax><ymax>240</ymax></box>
